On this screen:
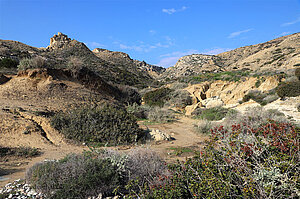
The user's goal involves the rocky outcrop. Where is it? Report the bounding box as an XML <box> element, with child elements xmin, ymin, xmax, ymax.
<box><xmin>47</xmin><ymin>32</ymin><xmax>72</xmax><ymax>49</ymax></box>
<box><xmin>162</xmin><ymin>32</ymin><xmax>300</xmax><ymax>79</ymax></box>
<box><xmin>92</xmin><ymin>48</ymin><xmax>165</xmax><ymax>79</ymax></box>
<box><xmin>161</xmin><ymin>54</ymin><xmax>223</xmax><ymax>79</ymax></box>
<box><xmin>184</xmin><ymin>76</ymin><xmax>280</xmax><ymax>115</ymax></box>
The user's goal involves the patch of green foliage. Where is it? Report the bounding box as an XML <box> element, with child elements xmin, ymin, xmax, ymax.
<box><xmin>143</xmin><ymin>87</ymin><xmax>173</xmax><ymax>107</ymax></box>
<box><xmin>50</xmin><ymin>104</ymin><xmax>143</xmax><ymax>145</ymax></box>
<box><xmin>0</xmin><ymin>58</ymin><xmax>18</xmax><ymax>69</ymax></box>
<box><xmin>126</xmin><ymin>122</ymin><xmax>299</xmax><ymax>199</ymax></box>
<box><xmin>276</xmin><ymin>81</ymin><xmax>300</xmax><ymax>98</ymax></box>
<box><xmin>182</xmin><ymin>70</ymin><xmax>250</xmax><ymax>84</ymax></box>
<box><xmin>26</xmin><ymin>148</ymin><xmax>167</xmax><ymax>198</ymax></box>
<box><xmin>0</xmin><ymin>146</ymin><xmax>41</xmax><ymax>158</ymax></box>
<box><xmin>193</xmin><ymin>107</ymin><xmax>229</xmax><ymax>121</ymax></box>
<box><xmin>26</xmin><ymin>154</ymin><xmax>121</xmax><ymax>199</ymax></box>
<box><xmin>168</xmin><ymin>147</ymin><xmax>194</xmax><ymax>156</ymax></box>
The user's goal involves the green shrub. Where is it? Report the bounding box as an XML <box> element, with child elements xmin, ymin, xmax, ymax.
<box><xmin>50</xmin><ymin>104</ymin><xmax>143</xmax><ymax>145</ymax></box>
<box><xmin>26</xmin><ymin>148</ymin><xmax>167</xmax><ymax>198</ymax></box>
<box><xmin>194</xmin><ymin>107</ymin><xmax>228</xmax><ymax>121</ymax></box>
<box><xmin>127</xmin><ymin>122</ymin><xmax>299</xmax><ymax>198</ymax></box>
<box><xmin>0</xmin><ymin>146</ymin><xmax>41</xmax><ymax>158</ymax></box>
<box><xmin>166</xmin><ymin>89</ymin><xmax>192</xmax><ymax>108</ymax></box>
<box><xmin>147</xmin><ymin>107</ymin><xmax>175</xmax><ymax>123</ymax></box>
<box><xmin>126</xmin><ymin>103</ymin><xmax>150</xmax><ymax>120</ymax></box>
<box><xmin>295</xmin><ymin>67</ymin><xmax>300</xmax><ymax>81</ymax></box>
<box><xmin>26</xmin><ymin>154</ymin><xmax>121</xmax><ymax>198</ymax></box>
<box><xmin>17</xmin><ymin>56</ymin><xmax>46</xmax><ymax>71</ymax></box>
<box><xmin>0</xmin><ymin>58</ymin><xmax>18</xmax><ymax>69</ymax></box>
<box><xmin>116</xmin><ymin>85</ymin><xmax>141</xmax><ymax>105</ymax></box>
<box><xmin>193</xmin><ymin>119</ymin><xmax>212</xmax><ymax>134</ymax></box>
<box><xmin>143</xmin><ymin>87</ymin><xmax>173</xmax><ymax>107</ymax></box>
<box><xmin>275</xmin><ymin>81</ymin><xmax>300</xmax><ymax>98</ymax></box>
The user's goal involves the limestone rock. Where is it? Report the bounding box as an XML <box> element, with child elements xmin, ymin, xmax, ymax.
<box><xmin>147</xmin><ymin>129</ymin><xmax>171</xmax><ymax>141</ymax></box>
<box><xmin>47</xmin><ymin>32</ymin><xmax>71</xmax><ymax>49</ymax></box>
<box><xmin>203</xmin><ymin>96</ymin><xmax>224</xmax><ymax>109</ymax></box>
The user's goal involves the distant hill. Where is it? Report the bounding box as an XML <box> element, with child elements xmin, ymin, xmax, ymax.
<box><xmin>0</xmin><ymin>32</ymin><xmax>165</xmax><ymax>87</ymax></box>
<box><xmin>161</xmin><ymin>32</ymin><xmax>300</xmax><ymax>79</ymax></box>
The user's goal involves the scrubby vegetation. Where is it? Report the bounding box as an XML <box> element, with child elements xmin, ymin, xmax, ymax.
<box><xmin>126</xmin><ymin>103</ymin><xmax>175</xmax><ymax>123</ymax></box>
<box><xmin>26</xmin><ymin>148</ymin><xmax>167</xmax><ymax>199</ymax></box>
<box><xmin>50</xmin><ymin>104</ymin><xmax>143</xmax><ymax>145</ymax></box>
<box><xmin>17</xmin><ymin>56</ymin><xmax>47</xmax><ymax>71</ymax></box>
<box><xmin>193</xmin><ymin>107</ymin><xmax>229</xmax><ymax>121</ymax></box>
<box><xmin>143</xmin><ymin>87</ymin><xmax>173</xmax><ymax>107</ymax></box>
<box><xmin>276</xmin><ymin>81</ymin><xmax>300</xmax><ymax>98</ymax></box>
<box><xmin>166</xmin><ymin>89</ymin><xmax>192</xmax><ymax>108</ymax></box>
<box><xmin>130</xmin><ymin>122</ymin><xmax>299</xmax><ymax>198</ymax></box>
<box><xmin>0</xmin><ymin>146</ymin><xmax>41</xmax><ymax>158</ymax></box>
<box><xmin>243</xmin><ymin>90</ymin><xmax>279</xmax><ymax>106</ymax></box>
<box><xmin>0</xmin><ymin>57</ymin><xmax>18</xmax><ymax>69</ymax></box>
<box><xmin>180</xmin><ymin>70</ymin><xmax>250</xmax><ymax>84</ymax></box>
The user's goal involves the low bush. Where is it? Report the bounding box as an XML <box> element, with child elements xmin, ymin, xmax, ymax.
<box><xmin>143</xmin><ymin>87</ymin><xmax>173</xmax><ymax>107</ymax></box>
<box><xmin>194</xmin><ymin>107</ymin><xmax>229</xmax><ymax>121</ymax></box>
<box><xmin>222</xmin><ymin>106</ymin><xmax>288</xmax><ymax>129</ymax></box>
<box><xmin>0</xmin><ymin>146</ymin><xmax>41</xmax><ymax>158</ymax></box>
<box><xmin>26</xmin><ymin>154</ymin><xmax>121</xmax><ymax>198</ymax></box>
<box><xmin>0</xmin><ymin>58</ymin><xmax>18</xmax><ymax>69</ymax></box>
<box><xmin>26</xmin><ymin>148</ymin><xmax>167</xmax><ymax>198</ymax></box>
<box><xmin>18</xmin><ymin>56</ymin><xmax>47</xmax><ymax>71</ymax></box>
<box><xmin>193</xmin><ymin>119</ymin><xmax>212</xmax><ymax>134</ymax></box>
<box><xmin>243</xmin><ymin>90</ymin><xmax>279</xmax><ymax>106</ymax></box>
<box><xmin>127</xmin><ymin>122</ymin><xmax>299</xmax><ymax>198</ymax></box>
<box><xmin>126</xmin><ymin>103</ymin><xmax>150</xmax><ymax>120</ymax></box>
<box><xmin>116</xmin><ymin>85</ymin><xmax>141</xmax><ymax>105</ymax></box>
<box><xmin>50</xmin><ymin>104</ymin><xmax>143</xmax><ymax>145</ymax></box>
<box><xmin>166</xmin><ymin>89</ymin><xmax>192</xmax><ymax>108</ymax></box>
<box><xmin>169</xmin><ymin>82</ymin><xmax>188</xmax><ymax>90</ymax></box>
<box><xmin>275</xmin><ymin>81</ymin><xmax>300</xmax><ymax>98</ymax></box>
<box><xmin>147</xmin><ymin>107</ymin><xmax>175</xmax><ymax>123</ymax></box>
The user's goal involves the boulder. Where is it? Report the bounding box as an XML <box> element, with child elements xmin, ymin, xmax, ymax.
<box><xmin>147</xmin><ymin>129</ymin><xmax>171</xmax><ymax>141</ymax></box>
<box><xmin>203</xmin><ymin>96</ymin><xmax>224</xmax><ymax>109</ymax></box>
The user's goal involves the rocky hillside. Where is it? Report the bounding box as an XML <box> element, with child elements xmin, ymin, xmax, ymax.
<box><xmin>93</xmin><ymin>48</ymin><xmax>165</xmax><ymax>78</ymax></box>
<box><xmin>162</xmin><ymin>32</ymin><xmax>300</xmax><ymax>79</ymax></box>
<box><xmin>0</xmin><ymin>32</ymin><xmax>163</xmax><ymax>87</ymax></box>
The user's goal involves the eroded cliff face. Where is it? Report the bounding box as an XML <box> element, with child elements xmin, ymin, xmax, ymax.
<box><xmin>184</xmin><ymin>76</ymin><xmax>280</xmax><ymax>115</ymax></box>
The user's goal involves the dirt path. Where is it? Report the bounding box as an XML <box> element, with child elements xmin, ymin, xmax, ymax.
<box><xmin>1</xmin><ymin>116</ymin><xmax>208</xmax><ymax>187</ymax></box>
<box><xmin>141</xmin><ymin>116</ymin><xmax>209</xmax><ymax>161</ymax></box>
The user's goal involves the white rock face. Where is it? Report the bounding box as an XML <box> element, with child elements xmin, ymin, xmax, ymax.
<box><xmin>202</xmin><ymin>96</ymin><xmax>224</xmax><ymax>109</ymax></box>
<box><xmin>147</xmin><ymin>129</ymin><xmax>171</xmax><ymax>141</ymax></box>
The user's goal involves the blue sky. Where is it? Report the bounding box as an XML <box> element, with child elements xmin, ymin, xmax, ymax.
<box><xmin>0</xmin><ymin>0</ymin><xmax>299</xmax><ymax>67</ymax></box>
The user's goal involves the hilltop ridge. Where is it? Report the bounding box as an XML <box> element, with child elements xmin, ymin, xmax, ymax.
<box><xmin>162</xmin><ymin>32</ymin><xmax>300</xmax><ymax>79</ymax></box>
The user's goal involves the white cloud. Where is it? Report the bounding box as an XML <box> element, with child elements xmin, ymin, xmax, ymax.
<box><xmin>162</xmin><ymin>6</ymin><xmax>187</xmax><ymax>14</ymax></box>
<box><xmin>85</xmin><ymin>41</ymin><xmax>106</xmax><ymax>49</ymax></box>
<box><xmin>119</xmin><ymin>44</ymin><xmax>144</xmax><ymax>52</ymax></box>
<box><xmin>278</xmin><ymin>31</ymin><xmax>291</xmax><ymax>37</ymax></box>
<box><xmin>149</xmin><ymin>30</ymin><xmax>156</xmax><ymax>35</ymax></box>
<box><xmin>228</xmin><ymin>29</ymin><xmax>253</xmax><ymax>39</ymax></box>
<box><xmin>157</xmin><ymin>50</ymin><xmax>200</xmax><ymax>67</ymax></box>
<box><xmin>281</xmin><ymin>17</ymin><xmax>300</xmax><ymax>26</ymax></box>
<box><xmin>202</xmin><ymin>48</ymin><xmax>232</xmax><ymax>55</ymax></box>
<box><xmin>118</xmin><ymin>37</ymin><xmax>174</xmax><ymax>53</ymax></box>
